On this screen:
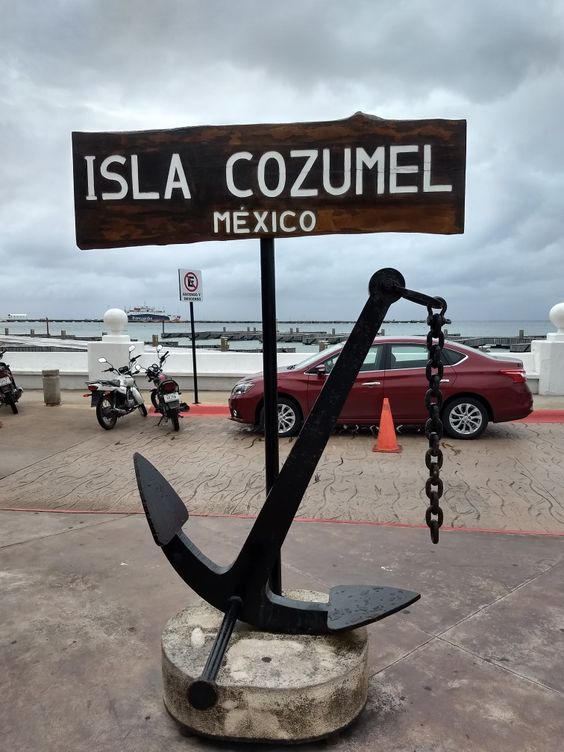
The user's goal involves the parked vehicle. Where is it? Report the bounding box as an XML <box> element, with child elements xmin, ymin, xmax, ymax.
<box><xmin>85</xmin><ymin>345</ymin><xmax>147</xmax><ymax>430</ymax></box>
<box><xmin>0</xmin><ymin>349</ymin><xmax>23</xmax><ymax>414</ymax></box>
<box><xmin>228</xmin><ymin>337</ymin><xmax>534</xmax><ymax>440</ymax></box>
<box><xmin>144</xmin><ymin>345</ymin><xmax>187</xmax><ymax>432</ymax></box>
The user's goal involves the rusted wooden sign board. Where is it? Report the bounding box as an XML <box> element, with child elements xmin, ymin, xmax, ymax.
<box><xmin>72</xmin><ymin>112</ymin><xmax>466</xmax><ymax>249</ymax></box>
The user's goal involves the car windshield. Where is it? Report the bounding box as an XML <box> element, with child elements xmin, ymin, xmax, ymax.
<box><xmin>288</xmin><ymin>343</ymin><xmax>343</xmax><ymax>370</ymax></box>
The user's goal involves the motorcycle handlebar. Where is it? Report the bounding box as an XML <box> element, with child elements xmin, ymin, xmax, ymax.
<box><xmin>100</xmin><ymin>359</ymin><xmax>140</xmax><ymax>377</ymax></box>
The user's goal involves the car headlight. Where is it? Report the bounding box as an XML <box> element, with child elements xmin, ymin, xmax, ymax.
<box><xmin>231</xmin><ymin>382</ymin><xmax>254</xmax><ymax>396</ymax></box>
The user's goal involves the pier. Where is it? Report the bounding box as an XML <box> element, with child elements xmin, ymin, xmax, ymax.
<box><xmin>160</xmin><ymin>329</ymin><xmax>349</xmax><ymax>345</ymax></box>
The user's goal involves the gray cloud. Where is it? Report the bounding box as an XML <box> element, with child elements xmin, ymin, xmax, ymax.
<box><xmin>0</xmin><ymin>0</ymin><xmax>563</xmax><ymax>325</ymax></box>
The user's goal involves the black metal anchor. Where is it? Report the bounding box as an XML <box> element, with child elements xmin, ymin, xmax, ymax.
<box><xmin>134</xmin><ymin>268</ymin><xmax>445</xmax><ymax>709</ymax></box>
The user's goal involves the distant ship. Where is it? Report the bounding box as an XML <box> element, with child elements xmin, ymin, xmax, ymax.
<box><xmin>126</xmin><ymin>306</ymin><xmax>179</xmax><ymax>323</ymax></box>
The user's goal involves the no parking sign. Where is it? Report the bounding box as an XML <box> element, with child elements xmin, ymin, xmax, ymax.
<box><xmin>178</xmin><ymin>269</ymin><xmax>203</xmax><ymax>302</ymax></box>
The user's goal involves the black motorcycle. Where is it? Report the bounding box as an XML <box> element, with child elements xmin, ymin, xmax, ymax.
<box><xmin>0</xmin><ymin>349</ymin><xmax>23</xmax><ymax>414</ymax></box>
<box><xmin>145</xmin><ymin>346</ymin><xmax>187</xmax><ymax>432</ymax></box>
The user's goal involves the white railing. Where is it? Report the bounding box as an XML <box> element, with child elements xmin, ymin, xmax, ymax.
<box><xmin>5</xmin><ymin>347</ymin><xmax>304</xmax><ymax>392</ymax></box>
<box><xmin>3</xmin><ymin>344</ymin><xmax>543</xmax><ymax>393</ymax></box>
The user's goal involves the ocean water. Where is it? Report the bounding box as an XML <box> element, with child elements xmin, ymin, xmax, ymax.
<box><xmin>1</xmin><ymin>318</ymin><xmax>553</xmax><ymax>351</ymax></box>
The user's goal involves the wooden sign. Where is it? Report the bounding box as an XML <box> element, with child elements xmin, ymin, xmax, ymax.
<box><xmin>72</xmin><ymin>112</ymin><xmax>466</xmax><ymax>249</ymax></box>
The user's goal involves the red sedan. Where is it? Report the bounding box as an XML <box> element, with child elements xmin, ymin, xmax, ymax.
<box><xmin>228</xmin><ymin>337</ymin><xmax>533</xmax><ymax>439</ymax></box>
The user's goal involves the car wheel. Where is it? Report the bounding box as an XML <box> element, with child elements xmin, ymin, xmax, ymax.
<box><xmin>442</xmin><ymin>397</ymin><xmax>488</xmax><ymax>440</ymax></box>
<box><xmin>260</xmin><ymin>397</ymin><xmax>303</xmax><ymax>438</ymax></box>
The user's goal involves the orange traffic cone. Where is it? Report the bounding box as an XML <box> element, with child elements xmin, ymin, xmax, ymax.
<box><xmin>373</xmin><ymin>398</ymin><xmax>401</xmax><ymax>453</ymax></box>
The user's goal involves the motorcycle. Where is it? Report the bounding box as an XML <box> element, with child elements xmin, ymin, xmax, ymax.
<box><xmin>85</xmin><ymin>345</ymin><xmax>147</xmax><ymax>430</ymax></box>
<box><xmin>0</xmin><ymin>349</ymin><xmax>23</xmax><ymax>414</ymax></box>
<box><xmin>145</xmin><ymin>345</ymin><xmax>187</xmax><ymax>432</ymax></box>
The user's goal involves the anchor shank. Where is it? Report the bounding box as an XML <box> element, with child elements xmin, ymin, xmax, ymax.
<box><xmin>232</xmin><ymin>268</ymin><xmax>404</xmax><ymax>594</ymax></box>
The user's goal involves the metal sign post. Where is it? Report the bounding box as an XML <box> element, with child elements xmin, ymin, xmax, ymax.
<box><xmin>178</xmin><ymin>269</ymin><xmax>202</xmax><ymax>404</ymax></box>
<box><xmin>260</xmin><ymin>237</ymin><xmax>281</xmax><ymax>594</ymax></box>
<box><xmin>188</xmin><ymin>302</ymin><xmax>199</xmax><ymax>404</ymax></box>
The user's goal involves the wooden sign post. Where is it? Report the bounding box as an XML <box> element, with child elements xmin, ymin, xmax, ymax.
<box><xmin>72</xmin><ymin>112</ymin><xmax>466</xmax><ymax>594</ymax></box>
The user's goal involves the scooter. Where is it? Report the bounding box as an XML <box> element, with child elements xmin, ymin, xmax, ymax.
<box><xmin>86</xmin><ymin>345</ymin><xmax>147</xmax><ymax>430</ymax></box>
<box><xmin>145</xmin><ymin>345</ymin><xmax>188</xmax><ymax>432</ymax></box>
<box><xmin>0</xmin><ymin>349</ymin><xmax>23</xmax><ymax>414</ymax></box>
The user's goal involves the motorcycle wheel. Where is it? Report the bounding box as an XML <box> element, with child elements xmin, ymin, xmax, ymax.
<box><xmin>139</xmin><ymin>403</ymin><xmax>148</xmax><ymax>417</ymax></box>
<box><xmin>7</xmin><ymin>395</ymin><xmax>18</xmax><ymax>414</ymax></box>
<box><xmin>171</xmin><ymin>410</ymin><xmax>180</xmax><ymax>432</ymax></box>
<box><xmin>150</xmin><ymin>390</ymin><xmax>160</xmax><ymax>411</ymax></box>
<box><xmin>96</xmin><ymin>396</ymin><xmax>117</xmax><ymax>430</ymax></box>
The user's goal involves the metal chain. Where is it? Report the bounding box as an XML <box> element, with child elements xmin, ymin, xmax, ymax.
<box><xmin>424</xmin><ymin>298</ymin><xmax>448</xmax><ymax>544</ymax></box>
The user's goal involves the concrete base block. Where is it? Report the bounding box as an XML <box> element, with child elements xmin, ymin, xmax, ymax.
<box><xmin>161</xmin><ymin>593</ymin><xmax>368</xmax><ymax>743</ymax></box>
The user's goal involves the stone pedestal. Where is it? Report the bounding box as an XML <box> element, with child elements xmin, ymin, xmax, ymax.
<box><xmin>161</xmin><ymin>595</ymin><xmax>368</xmax><ymax>743</ymax></box>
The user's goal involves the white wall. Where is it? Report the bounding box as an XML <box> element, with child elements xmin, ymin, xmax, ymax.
<box><xmin>6</xmin><ymin>346</ymin><xmax>542</xmax><ymax>393</ymax></box>
<box><xmin>6</xmin><ymin>348</ymin><xmax>307</xmax><ymax>391</ymax></box>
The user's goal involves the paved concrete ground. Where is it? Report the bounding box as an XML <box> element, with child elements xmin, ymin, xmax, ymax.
<box><xmin>1</xmin><ymin>391</ymin><xmax>564</xmax><ymax>751</ymax></box>
<box><xmin>1</xmin><ymin>511</ymin><xmax>563</xmax><ymax>752</ymax></box>
<box><xmin>1</xmin><ymin>391</ymin><xmax>564</xmax><ymax>533</ymax></box>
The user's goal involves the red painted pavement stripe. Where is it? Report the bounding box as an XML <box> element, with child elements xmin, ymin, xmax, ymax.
<box><xmin>189</xmin><ymin>404</ymin><xmax>230</xmax><ymax>415</ymax></box>
<box><xmin>1</xmin><ymin>507</ymin><xmax>563</xmax><ymax>537</ymax></box>
<box><xmin>516</xmin><ymin>410</ymin><xmax>564</xmax><ymax>423</ymax></box>
<box><xmin>148</xmin><ymin>404</ymin><xmax>229</xmax><ymax>416</ymax></box>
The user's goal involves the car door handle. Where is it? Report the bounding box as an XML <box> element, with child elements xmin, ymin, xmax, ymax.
<box><xmin>440</xmin><ymin>379</ymin><xmax>450</xmax><ymax>383</ymax></box>
<box><xmin>364</xmin><ymin>381</ymin><xmax>381</xmax><ymax>386</ymax></box>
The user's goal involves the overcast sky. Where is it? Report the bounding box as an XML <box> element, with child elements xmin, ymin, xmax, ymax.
<box><xmin>1</xmin><ymin>0</ymin><xmax>563</xmax><ymax>324</ymax></box>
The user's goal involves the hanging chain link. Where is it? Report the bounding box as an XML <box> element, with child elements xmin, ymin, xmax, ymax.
<box><xmin>424</xmin><ymin>298</ymin><xmax>448</xmax><ymax>544</ymax></box>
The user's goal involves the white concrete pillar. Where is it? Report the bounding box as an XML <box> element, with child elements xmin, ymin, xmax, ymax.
<box><xmin>87</xmin><ymin>309</ymin><xmax>137</xmax><ymax>380</ymax></box>
<box><xmin>531</xmin><ymin>303</ymin><xmax>564</xmax><ymax>395</ymax></box>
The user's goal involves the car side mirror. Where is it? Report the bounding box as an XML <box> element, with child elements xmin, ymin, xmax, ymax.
<box><xmin>313</xmin><ymin>364</ymin><xmax>327</xmax><ymax>377</ymax></box>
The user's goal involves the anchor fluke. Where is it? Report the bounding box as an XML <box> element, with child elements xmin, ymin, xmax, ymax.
<box><xmin>327</xmin><ymin>585</ymin><xmax>420</xmax><ymax>632</ymax></box>
<box><xmin>134</xmin><ymin>453</ymin><xmax>188</xmax><ymax>546</ymax></box>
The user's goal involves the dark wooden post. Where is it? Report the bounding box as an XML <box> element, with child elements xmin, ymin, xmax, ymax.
<box><xmin>260</xmin><ymin>238</ymin><xmax>281</xmax><ymax>595</ymax></box>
